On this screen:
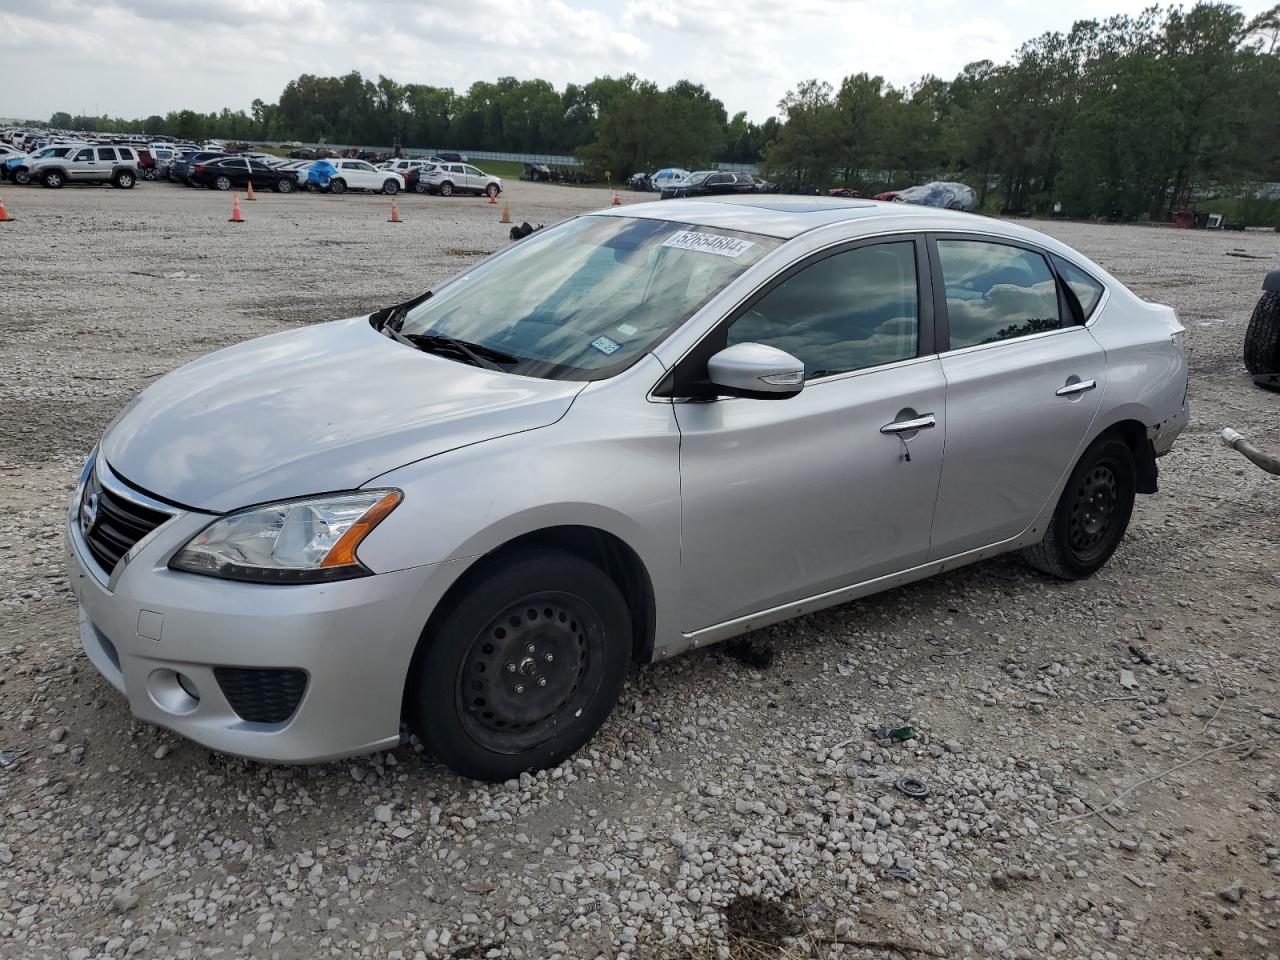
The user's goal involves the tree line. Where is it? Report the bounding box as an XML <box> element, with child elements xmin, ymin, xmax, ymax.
<box><xmin>46</xmin><ymin>2</ymin><xmax>1280</xmax><ymax>221</ymax></box>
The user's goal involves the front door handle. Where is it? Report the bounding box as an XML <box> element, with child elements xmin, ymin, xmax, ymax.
<box><xmin>880</xmin><ymin>413</ymin><xmax>937</xmax><ymax>435</ymax></box>
<box><xmin>1056</xmin><ymin>378</ymin><xmax>1097</xmax><ymax>397</ymax></box>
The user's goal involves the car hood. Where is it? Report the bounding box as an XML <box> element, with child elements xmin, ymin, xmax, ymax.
<box><xmin>100</xmin><ymin>317</ymin><xmax>585</xmax><ymax>513</ymax></box>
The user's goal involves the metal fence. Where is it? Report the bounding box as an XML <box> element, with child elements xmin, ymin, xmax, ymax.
<box><xmin>243</xmin><ymin>139</ymin><xmax>761</xmax><ymax>174</ymax></box>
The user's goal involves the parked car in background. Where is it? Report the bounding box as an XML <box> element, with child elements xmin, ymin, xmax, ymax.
<box><xmin>61</xmin><ymin>196</ymin><xmax>1190</xmax><ymax>781</ymax></box>
<box><xmin>2</xmin><ymin>144</ymin><xmax>75</xmax><ymax>183</ymax></box>
<box><xmin>627</xmin><ymin>172</ymin><xmax>652</xmax><ymax>191</ymax></box>
<box><xmin>649</xmin><ymin>168</ymin><xmax>691</xmax><ymax>193</ymax></box>
<box><xmin>660</xmin><ymin>170</ymin><xmax>756</xmax><ymax>199</ymax></box>
<box><xmin>419</xmin><ymin>162</ymin><xmax>501</xmax><ymax>197</ymax></box>
<box><xmin>189</xmin><ymin>156</ymin><xmax>297</xmax><ymax>192</ymax></box>
<box><xmin>34</xmin><ymin>144</ymin><xmax>140</xmax><ymax>189</ymax></box>
<box><xmin>171</xmin><ymin>150</ymin><xmax>227</xmax><ymax>185</ymax></box>
<box><xmin>320</xmin><ymin>159</ymin><xmax>404</xmax><ymax>194</ymax></box>
<box><xmin>432</xmin><ymin>151</ymin><xmax>467</xmax><ymax>163</ymax></box>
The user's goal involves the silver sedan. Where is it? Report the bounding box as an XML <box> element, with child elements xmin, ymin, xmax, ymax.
<box><xmin>64</xmin><ymin>197</ymin><xmax>1189</xmax><ymax>780</ymax></box>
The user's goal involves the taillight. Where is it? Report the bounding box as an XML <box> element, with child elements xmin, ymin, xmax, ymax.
<box><xmin>193</xmin><ymin>164</ymin><xmax>204</xmax><ymax>172</ymax></box>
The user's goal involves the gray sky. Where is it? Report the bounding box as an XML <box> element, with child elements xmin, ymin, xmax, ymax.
<box><xmin>0</xmin><ymin>0</ymin><xmax>1273</xmax><ymax>123</ymax></box>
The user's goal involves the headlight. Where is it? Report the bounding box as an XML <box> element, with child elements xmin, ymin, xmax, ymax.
<box><xmin>170</xmin><ymin>490</ymin><xmax>401</xmax><ymax>584</ymax></box>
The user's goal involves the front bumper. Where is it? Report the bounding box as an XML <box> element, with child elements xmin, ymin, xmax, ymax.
<box><xmin>64</xmin><ymin>461</ymin><xmax>454</xmax><ymax>763</ymax></box>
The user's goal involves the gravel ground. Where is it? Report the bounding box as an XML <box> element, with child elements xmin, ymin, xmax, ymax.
<box><xmin>0</xmin><ymin>181</ymin><xmax>1278</xmax><ymax>960</ymax></box>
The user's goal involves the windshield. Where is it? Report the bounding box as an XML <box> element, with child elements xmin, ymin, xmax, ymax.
<box><xmin>397</xmin><ymin>215</ymin><xmax>779</xmax><ymax>380</ymax></box>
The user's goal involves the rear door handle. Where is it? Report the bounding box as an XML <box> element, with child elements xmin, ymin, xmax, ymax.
<box><xmin>880</xmin><ymin>413</ymin><xmax>937</xmax><ymax>434</ymax></box>
<box><xmin>1056</xmin><ymin>378</ymin><xmax>1097</xmax><ymax>397</ymax></box>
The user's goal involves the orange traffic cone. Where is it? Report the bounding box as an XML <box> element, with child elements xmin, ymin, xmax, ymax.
<box><xmin>229</xmin><ymin>193</ymin><xmax>244</xmax><ymax>223</ymax></box>
<box><xmin>500</xmin><ymin>201</ymin><xmax>511</xmax><ymax>224</ymax></box>
<box><xmin>388</xmin><ymin>199</ymin><xmax>401</xmax><ymax>223</ymax></box>
<box><xmin>0</xmin><ymin>196</ymin><xmax>11</xmax><ymax>222</ymax></box>
<box><xmin>245</xmin><ymin>180</ymin><xmax>256</xmax><ymax>201</ymax></box>
<box><xmin>488</xmin><ymin>190</ymin><xmax>497</xmax><ymax>205</ymax></box>
<box><xmin>611</xmin><ymin>192</ymin><xmax>622</xmax><ymax>206</ymax></box>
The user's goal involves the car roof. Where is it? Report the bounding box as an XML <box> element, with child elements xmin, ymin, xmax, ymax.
<box><xmin>591</xmin><ymin>195</ymin><xmax>1036</xmax><ymax>242</ymax></box>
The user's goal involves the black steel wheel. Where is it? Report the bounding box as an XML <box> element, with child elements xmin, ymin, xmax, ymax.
<box><xmin>409</xmin><ymin>548</ymin><xmax>631</xmax><ymax>781</ymax></box>
<box><xmin>1023</xmin><ymin>435</ymin><xmax>1136</xmax><ymax>580</ymax></box>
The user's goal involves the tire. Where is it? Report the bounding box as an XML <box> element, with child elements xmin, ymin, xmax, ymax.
<box><xmin>1023</xmin><ymin>435</ymin><xmax>1136</xmax><ymax>580</ymax></box>
<box><xmin>485</xmin><ymin>183</ymin><xmax>499</xmax><ymax>198</ymax></box>
<box><xmin>414</xmin><ymin>181</ymin><xmax>429</xmax><ymax>194</ymax></box>
<box><xmin>13</xmin><ymin>170</ymin><xmax>30</xmax><ymax>185</ymax></box>
<box><xmin>42</xmin><ymin>170</ymin><xmax>64</xmax><ymax>189</ymax></box>
<box><xmin>1243</xmin><ymin>291</ymin><xmax>1280</xmax><ymax>375</ymax></box>
<box><xmin>142</xmin><ymin>168</ymin><xmax>156</xmax><ymax>181</ymax></box>
<box><xmin>211</xmin><ymin>175</ymin><xmax>231</xmax><ymax>192</ymax></box>
<box><xmin>275</xmin><ymin>177</ymin><xmax>294</xmax><ymax>194</ymax></box>
<box><xmin>113</xmin><ymin>170</ymin><xmax>136</xmax><ymax>189</ymax></box>
<box><xmin>439</xmin><ymin>181</ymin><xmax>454</xmax><ymax>197</ymax></box>
<box><xmin>382</xmin><ymin>179</ymin><xmax>399</xmax><ymax>195</ymax></box>
<box><xmin>328</xmin><ymin>178</ymin><xmax>346</xmax><ymax>195</ymax></box>
<box><xmin>408</xmin><ymin>549</ymin><xmax>632</xmax><ymax>782</ymax></box>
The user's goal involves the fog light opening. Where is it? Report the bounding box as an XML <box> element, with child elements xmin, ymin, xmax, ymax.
<box><xmin>147</xmin><ymin>669</ymin><xmax>201</xmax><ymax>716</ymax></box>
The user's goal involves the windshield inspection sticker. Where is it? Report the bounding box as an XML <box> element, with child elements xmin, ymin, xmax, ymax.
<box><xmin>590</xmin><ymin>335</ymin><xmax>622</xmax><ymax>356</ymax></box>
<box><xmin>661</xmin><ymin>231</ymin><xmax>755</xmax><ymax>259</ymax></box>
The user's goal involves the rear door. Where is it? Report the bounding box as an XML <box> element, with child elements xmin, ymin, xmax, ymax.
<box><xmin>674</xmin><ymin>236</ymin><xmax>946</xmax><ymax>631</ymax></box>
<box><xmin>927</xmin><ymin>235</ymin><xmax>1105</xmax><ymax>558</ymax></box>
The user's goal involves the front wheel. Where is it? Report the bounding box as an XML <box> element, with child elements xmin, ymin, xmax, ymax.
<box><xmin>42</xmin><ymin>170</ymin><xmax>64</xmax><ymax>189</ymax></box>
<box><xmin>382</xmin><ymin>179</ymin><xmax>399</xmax><ymax>195</ymax></box>
<box><xmin>13</xmin><ymin>170</ymin><xmax>31</xmax><ymax>185</ymax></box>
<box><xmin>1023</xmin><ymin>435</ymin><xmax>1136</xmax><ymax>580</ymax></box>
<box><xmin>408</xmin><ymin>549</ymin><xmax>632</xmax><ymax>782</ymax></box>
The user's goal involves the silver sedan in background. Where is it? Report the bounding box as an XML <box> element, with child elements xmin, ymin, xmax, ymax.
<box><xmin>64</xmin><ymin>197</ymin><xmax>1189</xmax><ymax>780</ymax></box>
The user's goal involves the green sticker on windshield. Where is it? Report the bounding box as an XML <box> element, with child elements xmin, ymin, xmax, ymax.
<box><xmin>590</xmin><ymin>336</ymin><xmax>622</xmax><ymax>356</ymax></box>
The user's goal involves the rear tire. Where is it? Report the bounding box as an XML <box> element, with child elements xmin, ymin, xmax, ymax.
<box><xmin>439</xmin><ymin>181</ymin><xmax>454</xmax><ymax>197</ymax></box>
<box><xmin>275</xmin><ymin>178</ymin><xmax>294</xmax><ymax>194</ymax></box>
<box><xmin>414</xmin><ymin>181</ymin><xmax>429</xmax><ymax>194</ymax></box>
<box><xmin>1023</xmin><ymin>435</ymin><xmax>1136</xmax><ymax>580</ymax></box>
<box><xmin>1244</xmin><ymin>291</ymin><xmax>1280</xmax><ymax>375</ymax></box>
<box><xmin>213</xmin><ymin>175</ymin><xmax>232</xmax><ymax>191</ymax></box>
<box><xmin>328</xmin><ymin>178</ymin><xmax>346</xmax><ymax>195</ymax></box>
<box><xmin>113</xmin><ymin>170</ymin><xmax>135</xmax><ymax>189</ymax></box>
<box><xmin>408</xmin><ymin>549</ymin><xmax>631</xmax><ymax>782</ymax></box>
<box><xmin>13</xmin><ymin>170</ymin><xmax>31</xmax><ymax>185</ymax></box>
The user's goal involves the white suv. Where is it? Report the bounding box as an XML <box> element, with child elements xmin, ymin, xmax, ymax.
<box><xmin>420</xmin><ymin>162</ymin><xmax>502</xmax><ymax>198</ymax></box>
<box><xmin>326</xmin><ymin>159</ymin><xmax>404</xmax><ymax>195</ymax></box>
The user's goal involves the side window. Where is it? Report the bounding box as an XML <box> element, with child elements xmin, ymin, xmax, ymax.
<box><xmin>450</xmin><ymin>164</ymin><xmax>464</xmax><ymax>174</ymax></box>
<box><xmin>96</xmin><ymin>147</ymin><xmax>117</xmax><ymax>161</ymax></box>
<box><xmin>937</xmin><ymin>240</ymin><xmax>1062</xmax><ymax>349</ymax></box>
<box><xmin>74</xmin><ymin>148</ymin><xmax>93</xmax><ymax>161</ymax></box>
<box><xmin>464</xmin><ymin>165</ymin><xmax>481</xmax><ymax>176</ymax></box>
<box><xmin>727</xmin><ymin>241</ymin><xmax>920</xmax><ymax>380</ymax></box>
<box><xmin>1051</xmin><ymin>255</ymin><xmax>1105</xmax><ymax>321</ymax></box>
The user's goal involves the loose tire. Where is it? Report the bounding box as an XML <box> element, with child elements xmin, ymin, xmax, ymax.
<box><xmin>408</xmin><ymin>549</ymin><xmax>632</xmax><ymax>782</ymax></box>
<box><xmin>439</xmin><ymin>181</ymin><xmax>454</xmax><ymax>197</ymax></box>
<box><xmin>274</xmin><ymin>178</ymin><xmax>294</xmax><ymax>194</ymax></box>
<box><xmin>382</xmin><ymin>179</ymin><xmax>399</xmax><ymax>195</ymax></box>
<box><xmin>1023</xmin><ymin>435</ymin><xmax>1136</xmax><ymax>580</ymax></box>
<box><xmin>485</xmin><ymin>183</ymin><xmax>499</xmax><ymax>199</ymax></box>
<box><xmin>1243</xmin><ymin>291</ymin><xmax>1280</xmax><ymax>375</ymax></box>
<box><xmin>113</xmin><ymin>170</ymin><xmax>136</xmax><ymax>189</ymax></box>
<box><xmin>213</xmin><ymin>175</ymin><xmax>232</xmax><ymax>191</ymax></box>
<box><xmin>42</xmin><ymin>170</ymin><xmax>64</xmax><ymax>189</ymax></box>
<box><xmin>328</xmin><ymin>178</ymin><xmax>346</xmax><ymax>195</ymax></box>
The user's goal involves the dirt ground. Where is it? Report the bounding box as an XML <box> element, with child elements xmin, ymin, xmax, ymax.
<box><xmin>0</xmin><ymin>180</ymin><xmax>1278</xmax><ymax>960</ymax></box>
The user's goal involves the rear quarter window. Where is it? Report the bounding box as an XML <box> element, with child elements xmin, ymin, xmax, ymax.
<box><xmin>1051</xmin><ymin>255</ymin><xmax>1106</xmax><ymax>320</ymax></box>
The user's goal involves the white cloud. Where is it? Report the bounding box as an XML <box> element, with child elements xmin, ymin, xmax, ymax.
<box><xmin>0</xmin><ymin>0</ymin><xmax>1274</xmax><ymax>124</ymax></box>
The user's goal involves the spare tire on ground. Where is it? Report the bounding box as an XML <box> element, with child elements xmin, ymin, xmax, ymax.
<box><xmin>1244</xmin><ymin>268</ymin><xmax>1280</xmax><ymax>375</ymax></box>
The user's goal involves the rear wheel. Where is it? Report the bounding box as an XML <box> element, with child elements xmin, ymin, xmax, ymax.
<box><xmin>42</xmin><ymin>170</ymin><xmax>65</xmax><ymax>189</ymax></box>
<box><xmin>439</xmin><ymin>181</ymin><xmax>454</xmax><ymax>197</ymax></box>
<box><xmin>213</xmin><ymin>175</ymin><xmax>232</xmax><ymax>191</ymax></box>
<box><xmin>328</xmin><ymin>178</ymin><xmax>346</xmax><ymax>195</ymax></box>
<box><xmin>275</xmin><ymin>177</ymin><xmax>294</xmax><ymax>194</ymax></box>
<box><xmin>408</xmin><ymin>549</ymin><xmax>631</xmax><ymax>782</ymax></box>
<box><xmin>13</xmin><ymin>169</ymin><xmax>31</xmax><ymax>185</ymax></box>
<box><xmin>113</xmin><ymin>170</ymin><xmax>135</xmax><ymax>189</ymax></box>
<box><xmin>1243</xmin><ymin>291</ymin><xmax>1280</xmax><ymax>375</ymax></box>
<box><xmin>1023</xmin><ymin>435</ymin><xmax>1136</xmax><ymax>580</ymax></box>
<box><xmin>414</xmin><ymin>181</ymin><xmax>429</xmax><ymax>194</ymax></box>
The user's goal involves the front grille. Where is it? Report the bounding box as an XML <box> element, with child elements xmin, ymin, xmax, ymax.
<box><xmin>214</xmin><ymin>668</ymin><xmax>308</xmax><ymax>724</ymax></box>
<box><xmin>80</xmin><ymin>466</ymin><xmax>173</xmax><ymax>575</ymax></box>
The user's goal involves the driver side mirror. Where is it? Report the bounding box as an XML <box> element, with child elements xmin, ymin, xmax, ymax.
<box><xmin>706</xmin><ymin>342</ymin><xmax>805</xmax><ymax>399</ymax></box>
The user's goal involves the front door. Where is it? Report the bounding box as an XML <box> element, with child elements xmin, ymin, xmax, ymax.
<box><xmin>68</xmin><ymin>147</ymin><xmax>97</xmax><ymax>181</ymax></box>
<box><xmin>675</xmin><ymin>237</ymin><xmax>945</xmax><ymax>632</ymax></box>
<box><xmin>927</xmin><ymin>236</ymin><xmax>1106</xmax><ymax>558</ymax></box>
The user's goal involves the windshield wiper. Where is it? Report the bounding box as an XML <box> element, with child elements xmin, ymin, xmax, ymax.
<box><xmin>384</xmin><ymin>327</ymin><xmax>518</xmax><ymax>372</ymax></box>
